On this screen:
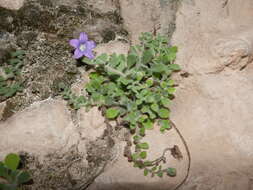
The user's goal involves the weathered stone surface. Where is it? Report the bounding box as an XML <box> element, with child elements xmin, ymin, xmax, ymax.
<box><xmin>78</xmin><ymin>107</ymin><xmax>106</xmax><ymax>141</ymax></box>
<box><xmin>119</xmin><ymin>0</ymin><xmax>161</xmax><ymax>43</ymax></box>
<box><xmin>0</xmin><ymin>0</ymin><xmax>24</xmax><ymax>10</ymax></box>
<box><xmin>88</xmin><ymin>127</ymin><xmax>187</xmax><ymax>190</ymax></box>
<box><xmin>119</xmin><ymin>0</ymin><xmax>180</xmax><ymax>44</ymax></box>
<box><xmin>89</xmin><ymin>0</ymin><xmax>253</xmax><ymax>190</ymax></box>
<box><xmin>0</xmin><ymin>98</ymin><xmax>115</xmax><ymax>189</ymax></box>
<box><xmin>86</xmin><ymin>0</ymin><xmax>119</xmax><ymax>14</ymax></box>
<box><xmin>0</xmin><ymin>99</ymin><xmax>79</xmax><ymax>160</ymax></box>
<box><xmin>170</xmin><ymin>0</ymin><xmax>253</xmax><ymax>189</ymax></box>
<box><xmin>94</xmin><ymin>40</ymin><xmax>130</xmax><ymax>55</ymax></box>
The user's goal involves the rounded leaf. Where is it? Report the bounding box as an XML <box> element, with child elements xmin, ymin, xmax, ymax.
<box><xmin>17</xmin><ymin>171</ymin><xmax>31</xmax><ymax>184</ymax></box>
<box><xmin>4</xmin><ymin>153</ymin><xmax>20</xmax><ymax>171</ymax></box>
<box><xmin>158</xmin><ymin>108</ymin><xmax>170</xmax><ymax>119</ymax></box>
<box><xmin>167</xmin><ymin>167</ymin><xmax>177</xmax><ymax>177</ymax></box>
<box><xmin>144</xmin><ymin>168</ymin><xmax>149</xmax><ymax>176</ymax></box>
<box><xmin>140</xmin><ymin>151</ymin><xmax>147</xmax><ymax>159</ymax></box>
<box><xmin>137</xmin><ymin>142</ymin><xmax>149</xmax><ymax>149</ymax></box>
<box><xmin>105</xmin><ymin>108</ymin><xmax>119</xmax><ymax>119</ymax></box>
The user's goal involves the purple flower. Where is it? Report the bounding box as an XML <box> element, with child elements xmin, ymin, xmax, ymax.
<box><xmin>69</xmin><ymin>32</ymin><xmax>96</xmax><ymax>59</ymax></box>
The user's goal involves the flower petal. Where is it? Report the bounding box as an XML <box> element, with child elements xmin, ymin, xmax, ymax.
<box><xmin>79</xmin><ymin>32</ymin><xmax>88</xmax><ymax>43</ymax></box>
<box><xmin>86</xmin><ymin>40</ymin><xmax>96</xmax><ymax>49</ymax></box>
<box><xmin>69</xmin><ymin>39</ymin><xmax>79</xmax><ymax>48</ymax></box>
<box><xmin>84</xmin><ymin>50</ymin><xmax>95</xmax><ymax>59</ymax></box>
<box><xmin>73</xmin><ymin>49</ymin><xmax>84</xmax><ymax>59</ymax></box>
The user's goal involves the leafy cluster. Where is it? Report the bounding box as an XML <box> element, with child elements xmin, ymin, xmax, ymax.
<box><xmin>0</xmin><ymin>50</ymin><xmax>25</xmax><ymax>101</ymax></box>
<box><xmin>0</xmin><ymin>153</ymin><xmax>31</xmax><ymax>190</ymax></box>
<box><xmin>66</xmin><ymin>32</ymin><xmax>180</xmax><ymax>177</ymax></box>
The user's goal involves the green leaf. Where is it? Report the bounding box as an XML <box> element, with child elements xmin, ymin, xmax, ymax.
<box><xmin>0</xmin><ymin>162</ymin><xmax>8</xmax><ymax>178</ymax></box>
<box><xmin>166</xmin><ymin>168</ymin><xmax>177</xmax><ymax>177</ymax></box>
<box><xmin>143</xmin><ymin>161</ymin><xmax>152</xmax><ymax>167</ymax></box>
<box><xmin>130</xmin><ymin>124</ymin><xmax>137</xmax><ymax>130</ymax></box>
<box><xmin>105</xmin><ymin>108</ymin><xmax>119</xmax><ymax>119</ymax></box>
<box><xmin>118</xmin><ymin>77</ymin><xmax>132</xmax><ymax>85</ymax></box>
<box><xmin>143</xmin><ymin>120</ymin><xmax>153</xmax><ymax>130</ymax></box>
<box><xmin>169</xmin><ymin>46</ymin><xmax>178</xmax><ymax>53</ymax></box>
<box><xmin>144</xmin><ymin>168</ymin><xmax>149</xmax><ymax>176</ymax></box>
<box><xmin>168</xmin><ymin>79</ymin><xmax>174</xmax><ymax>86</ymax></box>
<box><xmin>131</xmin><ymin>153</ymin><xmax>139</xmax><ymax>161</ymax></box>
<box><xmin>146</xmin><ymin>78</ymin><xmax>153</xmax><ymax>87</ymax></box>
<box><xmin>133</xmin><ymin>135</ymin><xmax>141</xmax><ymax>142</ymax></box>
<box><xmin>140</xmin><ymin>151</ymin><xmax>147</xmax><ymax>159</ymax></box>
<box><xmin>157</xmin><ymin>171</ymin><xmax>163</xmax><ymax>177</ymax></box>
<box><xmin>169</xmin><ymin>64</ymin><xmax>180</xmax><ymax>71</ymax></box>
<box><xmin>124</xmin><ymin>111</ymin><xmax>140</xmax><ymax>123</ymax></box>
<box><xmin>11</xmin><ymin>50</ymin><xmax>25</xmax><ymax>57</ymax></box>
<box><xmin>135</xmin><ymin>71</ymin><xmax>145</xmax><ymax>81</ymax></box>
<box><xmin>94</xmin><ymin>53</ymin><xmax>108</xmax><ymax>65</ymax></box>
<box><xmin>161</xmin><ymin>98</ymin><xmax>170</xmax><ymax>107</ymax></box>
<box><xmin>16</xmin><ymin>171</ymin><xmax>30</xmax><ymax>184</ymax></box>
<box><xmin>151</xmin><ymin>166</ymin><xmax>157</xmax><ymax>171</ymax></box>
<box><xmin>139</xmin><ymin>127</ymin><xmax>146</xmax><ymax>136</ymax></box>
<box><xmin>158</xmin><ymin>108</ymin><xmax>170</xmax><ymax>119</ymax></box>
<box><xmin>137</xmin><ymin>142</ymin><xmax>149</xmax><ymax>150</ymax></box>
<box><xmin>167</xmin><ymin>87</ymin><xmax>176</xmax><ymax>94</ymax></box>
<box><xmin>4</xmin><ymin>153</ymin><xmax>20</xmax><ymax>171</ymax></box>
<box><xmin>160</xmin><ymin>81</ymin><xmax>167</xmax><ymax>88</ymax></box>
<box><xmin>150</xmin><ymin>103</ymin><xmax>159</xmax><ymax>112</ymax></box>
<box><xmin>138</xmin><ymin>114</ymin><xmax>148</xmax><ymax>123</ymax></box>
<box><xmin>8</xmin><ymin>59</ymin><xmax>21</xmax><ymax>65</ymax></box>
<box><xmin>145</xmin><ymin>94</ymin><xmax>155</xmax><ymax>103</ymax></box>
<box><xmin>159</xmin><ymin>120</ymin><xmax>171</xmax><ymax>132</ymax></box>
<box><xmin>142</xmin><ymin>49</ymin><xmax>153</xmax><ymax>64</ymax></box>
<box><xmin>127</xmin><ymin>54</ymin><xmax>138</xmax><ymax>68</ymax></box>
<box><xmin>151</xmin><ymin>63</ymin><xmax>167</xmax><ymax>73</ymax></box>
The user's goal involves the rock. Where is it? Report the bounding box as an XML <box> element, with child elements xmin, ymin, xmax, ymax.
<box><xmin>0</xmin><ymin>101</ymin><xmax>6</xmax><ymax>120</ymax></box>
<box><xmin>88</xmin><ymin>127</ymin><xmax>188</xmax><ymax>190</ymax></box>
<box><xmin>119</xmin><ymin>0</ymin><xmax>161</xmax><ymax>44</ymax></box>
<box><xmin>78</xmin><ymin>107</ymin><xmax>106</xmax><ymax>141</ymax></box>
<box><xmin>211</xmin><ymin>29</ymin><xmax>253</xmax><ymax>72</ymax></box>
<box><xmin>0</xmin><ymin>98</ymin><xmax>116</xmax><ymax>189</ymax></box>
<box><xmin>94</xmin><ymin>40</ymin><xmax>130</xmax><ymax>55</ymax></box>
<box><xmin>86</xmin><ymin>0</ymin><xmax>119</xmax><ymax>14</ymax></box>
<box><xmin>119</xmin><ymin>0</ymin><xmax>180</xmax><ymax>44</ymax></box>
<box><xmin>170</xmin><ymin>0</ymin><xmax>253</xmax><ymax>189</ymax></box>
<box><xmin>0</xmin><ymin>0</ymin><xmax>24</xmax><ymax>10</ymax></box>
<box><xmin>0</xmin><ymin>99</ymin><xmax>79</xmax><ymax>160</ymax></box>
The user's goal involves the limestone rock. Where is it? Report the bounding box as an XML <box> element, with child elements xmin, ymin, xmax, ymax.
<box><xmin>0</xmin><ymin>0</ymin><xmax>24</xmax><ymax>10</ymax></box>
<box><xmin>170</xmin><ymin>0</ymin><xmax>253</xmax><ymax>189</ymax></box>
<box><xmin>211</xmin><ymin>30</ymin><xmax>253</xmax><ymax>72</ymax></box>
<box><xmin>0</xmin><ymin>99</ymin><xmax>79</xmax><ymax>160</ymax></box>
<box><xmin>88</xmin><ymin>127</ymin><xmax>187</xmax><ymax>190</ymax></box>
<box><xmin>78</xmin><ymin>107</ymin><xmax>106</xmax><ymax>141</ymax></box>
<box><xmin>119</xmin><ymin>0</ymin><xmax>161</xmax><ymax>44</ymax></box>
<box><xmin>94</xmin><ymin>40</ymin><xmax>130</xmax><ymax>55</ymax></box>
<box><xmin>86</xmin><ymin>0</ymin><xmax>119</xmax><ymax>14</ymax></box>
